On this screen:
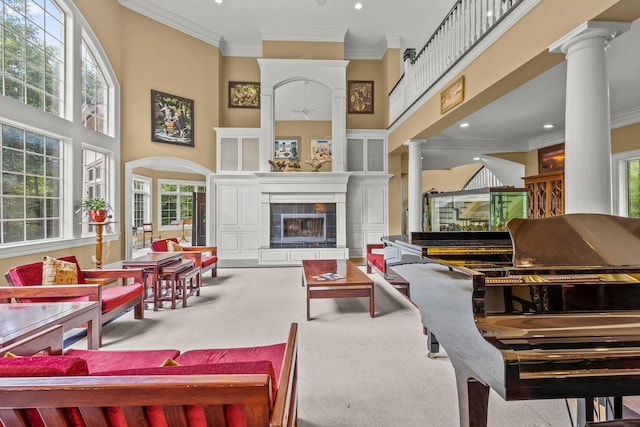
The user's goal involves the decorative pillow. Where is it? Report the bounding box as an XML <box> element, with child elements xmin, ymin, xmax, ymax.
<box><xmin>3</xmin><ymin>352</ymin><xmax>19</xmax><ymax>358</ymax></box>
<box><xmin>160</xmin><ymin>358</ymin><xmax>180</xmax><ymax>367</ymax></box>
<box><xmin>167</xmin><ymin>240</ymin><xmax>183</xmax><ymax>252</ymax></box>
<box><xmin>42</xmin><ymin>256</ymin><xmax>78</xmax><ymax>285</ymax></box>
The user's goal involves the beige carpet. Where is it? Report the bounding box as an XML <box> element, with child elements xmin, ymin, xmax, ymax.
<box><xmin>71</xmin><ymin>266</ymin><xmax>575</xmax><ymax>426</ymax></box>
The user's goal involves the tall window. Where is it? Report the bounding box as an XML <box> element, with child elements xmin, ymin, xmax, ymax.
<box><xmin>0</xmin><ymin>0</ymin><xmax>118</xmax><ymax>257</ymax></box>
<box><xmin>0</xmin><ymin>122</ymin><xmax>62</xmax><ymax>243</ymax></box>
<box><xmin>1</xmin><ymin>0</ymin><xmax>65</xmax><ymax>115</ymax></box>
<box><xmin>81</xmin><ymin>41</ymin><xmax>109</xmax><ymax>134</ymax></box>
<box><xmin>159</xmin><ymin>180</ymin><xmax>205</xmax><ymax>227</ymax></box>
<box><xmin>132</xmin><ymin>176</ymin><xmax>150</xmax><ymax>228</ymax></box>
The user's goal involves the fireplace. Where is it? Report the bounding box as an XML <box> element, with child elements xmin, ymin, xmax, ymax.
<box><xmin>271</xmin><ymin>203</ymin><xmax>336</xmax><ymax>248</ymax></box>
<box><xmin>281</xmin><ymin>214</ymin><xmax>326</xmax><ymax>243</ymax></box>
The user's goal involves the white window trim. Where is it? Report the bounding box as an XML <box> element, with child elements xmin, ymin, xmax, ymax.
<box><xmin>132</xmin><ymin>174</ymin><xmax>152</xmax><ymax>226</ymax></box>
<box><xmin>612</xmin><ymin>149</ymin><xmax>640</xmax><ymax>217</ymax></box>
<box><xmin>0</xmin><ymin>0</ymin><xmax>121</xmax><ymax>259</ymax></box>
<box><xmin>157</xmin><ymin>179</ymin><xmax>205</xmax><ymax>231</ymax></box>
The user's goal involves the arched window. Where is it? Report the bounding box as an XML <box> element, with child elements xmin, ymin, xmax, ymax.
<box><xmin>0</xmin><ymin>0</ymin><xmax>119</xmax><ymax>256</ymax></box>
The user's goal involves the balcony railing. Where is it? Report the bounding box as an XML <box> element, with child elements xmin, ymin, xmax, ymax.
<box><xmin>389</xmin><ymin>0</ymin><xmax>524</xmax><ymax>126</ymax></box>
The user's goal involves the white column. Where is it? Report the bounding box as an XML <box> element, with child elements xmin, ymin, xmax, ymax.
<box><xmin>550</xmin><ymin>21</ymin><xmax>630</xmax><ymax>214</ymax></box>
<box><xmin>332</xmin><ymin>87</ymin><xmax>347</xmax><ymax>172</ymax></box>
<box><xmin>259</xmin><ymin>87</ymin><xmax>274</xmax><ymax>172</ymax></box>
<box><xmin>405</xmin><ymin>140</ymin><xmax>424</xmax><ymax>233</ymax></box>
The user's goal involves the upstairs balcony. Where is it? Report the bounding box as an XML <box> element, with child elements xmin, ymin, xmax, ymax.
<box><xmin>389</xmin><ymin>0</ymin><xmax>530</xmax><ymax>126</ymax></box>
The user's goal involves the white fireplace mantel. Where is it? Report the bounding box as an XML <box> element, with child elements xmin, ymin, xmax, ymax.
<box><xmin>254</xmin><ymin>172</ymin><xmax>352</xmax><ymax>195</ymax></box>
<box><xmin>256</xmin><ymin>171</ymin><xmax>352</xmax><ymax>265</ymax></box>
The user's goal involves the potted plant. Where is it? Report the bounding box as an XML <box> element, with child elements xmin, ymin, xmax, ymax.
<box><xmin>81</xmin><ymin>198</ymin><xmax>112</xmax><ymax>223</ymax></box>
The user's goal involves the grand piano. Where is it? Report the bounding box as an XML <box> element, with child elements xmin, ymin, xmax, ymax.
<box><xmin>388</xmin><ymin>214</ymin><xmax>640</xmax><ymax>427</ymax></box>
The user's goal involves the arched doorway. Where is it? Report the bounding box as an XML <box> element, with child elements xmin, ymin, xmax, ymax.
<box><xmin>124</xmin><ymin>157</ymin><xmax>214</xmax><ymax>259</ymax></box>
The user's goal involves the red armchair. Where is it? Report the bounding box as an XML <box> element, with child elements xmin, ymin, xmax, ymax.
<box><xmin>151</xmin><ymin>238</ymin><xmax>218</xmax><ymax>280</ymax></box>
<box><xmin>4</xmin><ymin>256</ymin><xmax>145</xmax><ymax>347</ymax></box>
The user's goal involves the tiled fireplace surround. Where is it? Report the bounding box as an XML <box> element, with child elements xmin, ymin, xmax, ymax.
<box><xmin>256</xmin><ymin>172</ymin><xmax>351</xmax><ymax>265</ymax></box>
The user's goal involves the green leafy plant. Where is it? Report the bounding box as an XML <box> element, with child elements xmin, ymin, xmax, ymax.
<box><xmin>80</xmin><ymin>198</ymin><xmax>111</xmax><ymax>212</ymax></box>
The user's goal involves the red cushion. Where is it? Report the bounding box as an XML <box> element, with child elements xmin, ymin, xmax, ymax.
<box><xmin>0</xmin><ymin>356</ymin><xmax>89</xmax><ymax>377</ymax></box>
<box><xmin>366</xmin><ymin>253</ymin><xmax>385</xmax><ymax>272</ymax></box>
<box><xmin>100</xmin><ymin>284</ymin><xmax>144</xmax><ymax>313</ymax></box>
<box><xmin>64</xmin><ymin>349</ymin><xmax>180</xmax><ymax>374</ymax></box>
<box><xmin>94</xmin><ymin>361</ymin><xmax>276</xmax><ymax>427</ymax></box>
<box><xmin>175</xmin><ymin>342</ymin><xmax>286</xmax><ymax>385</ymax></box>
<box><xmin>201</xmin><ymin>255</ymin><xmax>218</xmax><ymax>268</ymax></box>
<box><xmin>150</xmin><ymin>238</ymin><xmax>178</xmax><ymax>252</ymax></box>
<box><xmin>7</xmin><ymin>256</ymin><xmax>86</xmax><ymax>303</ymax></box>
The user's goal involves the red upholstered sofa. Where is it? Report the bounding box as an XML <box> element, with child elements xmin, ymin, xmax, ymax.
<box><xmin>0</xmin><ymin>323</ymin><xmax>298</xmax><ymax>427</ymax></box>
<box><xmin>3</xmin><ymin>256</ymin><xmax>145</xmax><ymax>347</ymax></box>
<box><xmin>366</xmin><ymin>243</ymin><xmax>385</xmax><ymax>274</ymax></box>
<box><xmin>151</xmin><ymin>238</ymin><xmax>218</xmax><ymax>280</ymax></box>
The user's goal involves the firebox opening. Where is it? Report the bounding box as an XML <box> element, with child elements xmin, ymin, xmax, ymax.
<box><xmin>271</xmin><ymin>203</ymin><xmax>336</xmax><ymax>248</ymax></box>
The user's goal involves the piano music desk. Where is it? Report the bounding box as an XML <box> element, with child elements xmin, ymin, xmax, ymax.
<box><xmin>302</xmin><ymin>259</ymin><xmax>375</xmax><ymax>320</ymax></box>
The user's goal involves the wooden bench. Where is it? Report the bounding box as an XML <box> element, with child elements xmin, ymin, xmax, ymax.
<box><xmin>366</xmin><ymin>244</ymin><xmax>411</xmax><ymax>299</ymax></box>
<box><xmin>0</xmin><ymin>323</ymin><xmax>298</xmax><ymax>427</ymax></box>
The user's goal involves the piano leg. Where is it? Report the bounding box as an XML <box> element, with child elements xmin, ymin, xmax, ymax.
<box><xmin>453</xmin><ymin>365</ymin><xmax>490</xmax><ymax>427</ymax></box>
<box><xmin>423</xmin><ymin>325</ymin><xmax>440</xmax><ymax>358</ymax></box>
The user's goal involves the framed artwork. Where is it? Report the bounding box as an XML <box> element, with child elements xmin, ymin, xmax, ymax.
<box><xmin>440</xmin><ymin>76</ymin><xmax>464</xmax><ymax>114</ymax></box>
<box><xmin>348</xmin><ymin>80</ymin><xmax>374</xmax><ymax>114</ymax></box>
<box><xmin>538</xmin><ymin>143</ymin><xmax>565</xmax><ymax>173</ymax></box>
<box><xmin>274</xmin><ymin>137</ymin><xmax>300</xmax><ymax>162</ymax></box>
<box><xmin>151</xmin><ymin>90</ymin><xmax>194</xmax><ymax>147</ymax></box>
<box><xmin>229</xmin><ymin>81</ymin><xmax>260</xmax><ymax>108</ymax></box>
<box><xmin>310</xmin><ymin>138</ymin><xmax>332</xmax><ymax>160</ymax></box>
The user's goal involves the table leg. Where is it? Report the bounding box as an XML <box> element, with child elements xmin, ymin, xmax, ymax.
<box><xmin>87</xmin><ymin>307</ymin><xmax>101</xmax><ymax>349</ymax></box>
<box><xmin>306</xmin><ymin>286</ymin><xmax>311</xmax><ymax>321</ymax></box>
<box><xmin>370</xmin><ymin>283</ymin><xmax>375</xmax><ymax>318</ymax></box>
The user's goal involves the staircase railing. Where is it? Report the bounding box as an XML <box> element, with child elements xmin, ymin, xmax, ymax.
<box><xmin>389</xmin><ymin>0</ymin><xmax>524</xmax><ymax>126</ymax></box>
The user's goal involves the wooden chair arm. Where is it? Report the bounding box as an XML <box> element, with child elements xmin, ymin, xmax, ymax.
<box><xmin>181</xmin><ymin>246</ymin><xmax>217</xmax><ymax>255</ymax></box>
<box><xmin>366</xmin><ymin>243</ymin><xmax>384</xmax><ymax>254</ymax></box>
<box><xmin>82</xmin><ymin>268</ymin><xmax>144</xmax><ymax>284</ymax></box>
<box><xmin>271</xmin><ymin>323</ymin><xmax>298</xmax><ymax>427</ymax></box>
<box><xmin>0</xmin><ymin>284</ymin><xmax>101</xmax><ymax>301</ymax></box>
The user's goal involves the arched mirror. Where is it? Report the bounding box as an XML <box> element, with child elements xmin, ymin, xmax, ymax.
<box><xmin>274</xmin><ymin>80</ymin><xmax>332</xmax><ymax>171</ymax></box>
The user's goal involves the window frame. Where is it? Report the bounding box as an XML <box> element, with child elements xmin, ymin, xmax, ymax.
<box><xmin>132</xmin><ymin>174</ymin><xmax>151</xmax><ymax>229</ymax></box>
<box><xmin>0</xmin><ymin>0</ymin><xmax>120</xmax><ymax>259</ymax></box>
<box><xmin>613</xmin><ymin>149</ymin><xmax>640</xmax><ymax>217</ymax></box>
<box><xmin>157</xmin><ymin>178</ymin><xmax>205</xmax><ymax>231</ymax></box>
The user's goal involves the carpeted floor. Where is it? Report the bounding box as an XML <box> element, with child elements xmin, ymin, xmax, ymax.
<box><xmin>71</xmin><ymin>266</ymin><xmax>576</xmax><ymax>426</ymax></box>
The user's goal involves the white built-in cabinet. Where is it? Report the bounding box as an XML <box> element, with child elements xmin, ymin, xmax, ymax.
<box><xmin>213</xmin><ymin>127</ymin><xmax>391</xmax><ymax>265</ymax></box>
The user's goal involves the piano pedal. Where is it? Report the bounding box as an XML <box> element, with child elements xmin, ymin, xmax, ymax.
<box><xmin>427</xmin><ymin>352</ymin><xmax>438</xmax><ymax>359</ymax></box>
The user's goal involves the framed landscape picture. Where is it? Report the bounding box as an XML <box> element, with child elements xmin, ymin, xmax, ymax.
<box><xmin>348</xmin><ymin>80</ymin><xmax>374</xmax><ymax>114</ymax></box>
<box><xmin>229</xmin><ymin>81</ymin><xmax>260</xmax><ymax>108</ymax></box>
<box><xmin>151</xmin><ymin>90</ymin><xmax>194</xmax><ymax>147</ymax></box>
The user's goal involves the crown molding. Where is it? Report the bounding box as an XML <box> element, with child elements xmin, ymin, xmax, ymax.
<box><xmin>528</xmin><ymin>130</ymin><xmax>565</xmax><ymax>150</ymax></box>
<box><xmin>118</xmin><ymin>0</ymin><xmax>222</xmax><ymax>47</ymax></box>
<box><xmin>260</xmin><ymin>26</ymin><xmax>347</xmax><ymax>43</ymax></box>
<box><xmin>612</xmin><ymin>106</ymin><xmax>640</xmax><ymax>129</ymax></box>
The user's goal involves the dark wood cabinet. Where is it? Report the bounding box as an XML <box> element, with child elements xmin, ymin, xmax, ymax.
<box><xmin>523</xmin><ymin>172</ymin><xmax>564</xmax><ymax>218</ymax></box>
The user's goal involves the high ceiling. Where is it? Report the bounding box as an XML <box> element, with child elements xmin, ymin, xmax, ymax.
<box><xmin>117</xmin><ymin>0</ymin><xmax>457</xmax><ymax>57</ymax></box>
<box><xmin>120</xmin><ymin>0</ymin><xmax>640</xmax><ymax>171</ymax></box>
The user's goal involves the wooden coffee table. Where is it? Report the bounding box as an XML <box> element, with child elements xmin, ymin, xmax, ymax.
<box><xmin>0</xmin><ymin>302</ymin><xmax>100</xmax><ymax>350</ymax></box>
<box><xmin>302</xmin><ymin>259</ymin><xmax>375</xmax><ymax>320</ymax></box>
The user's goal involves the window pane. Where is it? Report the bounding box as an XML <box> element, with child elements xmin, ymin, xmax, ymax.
<box><xmin>628</xmin><ymin>160</ymin><xmax>640</xmax><ymax>217</ymax></box>
<box><xmin>0</xmin><ymin>122</ymin><xmax>62</xmax><ymax>243</ymax></box>
<box><xmin>1</xmin><ymin>0</ymin><xmax>65</xmax><ymax>116</ymax></box>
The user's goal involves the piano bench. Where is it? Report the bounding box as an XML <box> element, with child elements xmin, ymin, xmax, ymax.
<box><xmin>587</xmin><ymin>420</ymin><xmax>640</xmax><ymax>426</ymax></box>
<box><xmin>384</xmin><ymin>267</ymin><xmax>410</xmax><ymax>299</ymax></box>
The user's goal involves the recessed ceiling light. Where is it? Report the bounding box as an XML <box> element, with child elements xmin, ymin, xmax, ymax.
<box><xmin>543</xmin><ymin>124</ymin><xmax>554</xmax><ymax>129</ymax></box>
<box><xmin>460</xmin><ymin>123</ymin><xmax>469</xmax><ymax>128</ymax></box>
<box><xmin>473</xmin><ymin>157</ymin><xmax>480</xmax><ymax>161</ymax></box>
<box><xmin>354</xmin><ymin>2</ymin><xmax>363</xmax><ymax>10</ymax></box>
<box><xmin>214</xmin><ymin>0</ymin><xmax>222</xmax><ymax>3</ymax></box>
